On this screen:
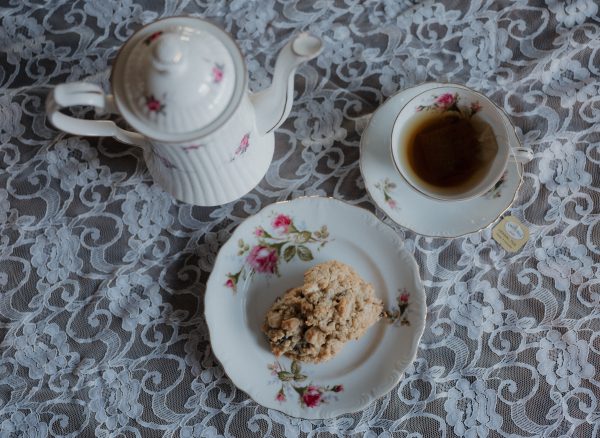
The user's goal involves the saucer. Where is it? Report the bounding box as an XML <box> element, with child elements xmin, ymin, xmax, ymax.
<box><xmin>205</xmin><ymin>197</ymin><xmax>426</xmax><ymax>419</ymax></box>
<box><xmin>360</xmin><ymin>82</ymin><xmax>523</xmax><ymax>238</ymax></box>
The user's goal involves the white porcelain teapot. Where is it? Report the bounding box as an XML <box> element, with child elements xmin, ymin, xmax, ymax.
<box><xmin>46</xmin><ymin>17</ymin><xmax>322</xmax><ymax>206</ymax></box>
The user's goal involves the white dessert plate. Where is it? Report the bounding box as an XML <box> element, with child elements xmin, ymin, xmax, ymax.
<box><xmin>205</xmin><ymin>197</ymin><xmax>426</xmax><ymax>419</ymax></box>
<box><xmin>360</xmin><ymin>82</ymin><xmax>523</xmax><ymax>238</ymax></box>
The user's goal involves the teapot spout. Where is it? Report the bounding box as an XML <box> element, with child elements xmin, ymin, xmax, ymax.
<box><xmin>251</xmin><ymin>33</ymin><xmax>322</xmax><ymax>135</ymax></box>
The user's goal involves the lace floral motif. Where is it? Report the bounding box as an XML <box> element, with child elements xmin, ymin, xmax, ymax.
<box><xmin>541</xmin><ymin>58</ymin><xmax>591</xmax><ymax>107</ymax></box>
<box><xmin>13</xmin><ymin>323</ymin><xmax>80</xmax><ymax>380</ymax></box>
<box><xmin>0</xmin><ymin>94</ymin><xmax>25</xmax><ymax>143</ymax></box>
<box><xmin>545</xmin><ymin>0</ymin><xmax>598</xmax><ymax>27</ymax></box>
<box><xmin>444</xmin><ymin>378</ymin><xmax>503</xmax><ymax>437</ymax></box>
<box><xmin>46</xmin><ymin>138</ymin><xmax>101</xmax><ymax>191</ymax></box>
<box><xmin>536</xmin><ymin>329</ymin><xmax>595</xmax><ymax>393</ymax></box>
<box><xmin>538</xmin><ymin>140</ymin><xmax>592</xmax><ymax>197</ymax></box>
<box><xmin>458</xmin><ymin>19</ymin><xmax>511</xmax><ymax>86</ymax></box>
<box><xmin>30</xmin><ymin>225</ymin><xmax>83</xmax><ymax>286</ymax></box>
<box><xmin>105</xmin><ymin>272</ymin><xmax>163</xmax><ymax>331</ymax></box>
<box><xmin>83</xmin><ymin>0</ymin><xmax>158</xmax><ymax>27</ymax></box>
<box><xmin>0</xmin><ymin>412</ymin><xmax>48</xmax><ymax>438</ymax></box>
<box><xmin>534</xmin><ymin>234</ymin><xmax>594</xmax><ymax>292</ymax></box>
<box><xmin>447</xmin><ymin>280</ymin><xmax>504</xmax><ymax>340</ymax></box>
<box><xmin>293</xmin><ymin>100</ymin><xmax>347</xmax><ymax>153</ymax></box>
<box><xmin>0</xmin><ymin>188</ymin><xmax>10</xmax><ymax>225</ymax></box>
<box><xmin>88</xmin><ymin>369</ymin><xmax>144</xmax><ymax>431</ymax></box>
<box><xmin>121</xmin><ymin>183</ymin><xmax>174</xmax><ymax>242</ymax></box>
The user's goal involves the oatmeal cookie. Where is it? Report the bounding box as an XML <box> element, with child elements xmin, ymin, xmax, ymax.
<box><xmin>262</xmin><ymin>260</ymin><xmax>383</xmax><ymax>363</ymax></box>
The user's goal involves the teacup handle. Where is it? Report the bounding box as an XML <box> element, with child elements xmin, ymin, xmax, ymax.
<box><xmin>509</xmin><ymin>147</ymin><xmax>533</xmax><ymax>164</ymax></box>
<box><xmin>46</xmin><ymin>82</ymin><xmax>148</xmax><ymax>148</ymax></box>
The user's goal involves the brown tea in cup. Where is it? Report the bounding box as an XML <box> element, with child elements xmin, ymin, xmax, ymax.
<box><xmin>402</xmin><ymin>112</ymin><xmax>499</xmax><ymax>196</ymax></box>
<box><xmin>391</xmin><ymin>85</ymin><xmax>533</xmax><ymax>202</ymax></box>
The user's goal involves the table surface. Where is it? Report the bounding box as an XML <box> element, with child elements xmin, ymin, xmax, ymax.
<box><xmin>1</xmin><ymin>1</ymin><xmax>600</xmax><ymax>437</ymax></box>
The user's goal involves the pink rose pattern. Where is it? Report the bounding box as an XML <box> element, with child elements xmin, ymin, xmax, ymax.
<box><xmin>436</xmin><ymin>92</ymin><xmax>456</xmax><ymax>108</ymax></box>
<box><xmin>225</xmin><ymin>215</ymin><xmax>329</xmax><ymax>292</ymax></box>
<box><xmin>416</xmin><ymin>92</ymin><xmax>481</xmax><ymax>118</ymax></box>
<box><xmin>230</xmin><ymin>133</ymin><xmax>251</xmax><ymax>162</ymax></box>
<box><xmin>470</xmin><ymin>101</ymin><xmax>482</xmax><ymax>114</ymax></box>
<box><xmin>145</xmin><ymin>94</ymin><xmax>165</xmax><ymax>114</ymax></box>
<box><xmin>144</xmin><ymin>31</ymin><xmax>163</xmax><ymax>46</ymax></box>
<box><xmin>399</xmin><ymin>291</ymin><xmax>410</xmax><ymax>303</ymax></box>
<box><xmin>276</xmin><ymin>390</ymin><xmax>286</xmax><ymax>402</ymax></box>
<box><xmin>374</xmin><ymin>178</ymin><xmax>399</xmax><ymax>211</ymax></box>
<box><xmin>382</xmin><ymin>288</ymin><xmax>411</xmax><ymax>326</ymax></box>
<box><xmin>246</xmin><ymin>245</ymin><xmax>278</xmax><ymax>274</ymax></box>
<box><xmin>268</xmin><ymin>360</ymin><xmax>343</xmax><ymax>408</ymax></box>
<box><xmin>302</xmin><ymin>386</ymin><xmax>322</xmax><ymax>407</ymax></box>
<box><xmin>212</xmin><ymin>63</ymin><xmax>224</xmax><ymax>83</ymax></box>
<box><xmin>272</xmin><ymin>214</ymin><xmax>292</xmax><ymax>233</ymax></box>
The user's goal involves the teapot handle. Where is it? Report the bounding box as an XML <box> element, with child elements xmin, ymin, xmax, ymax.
<box><xmin>46</xmin><ymin>82</ymin><xmax>148</xmax><ymax>148</ymax></box>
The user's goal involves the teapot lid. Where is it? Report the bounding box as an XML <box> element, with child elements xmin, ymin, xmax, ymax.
<box><xmin>111</xmin><ymin>17</ymin><xmax>246</xmax><ymax>143</ymax></box>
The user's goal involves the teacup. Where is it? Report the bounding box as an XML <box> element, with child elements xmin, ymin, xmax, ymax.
<box><xmin>390</xmin><ymin>84</ymin><xmax>532</xmax><ymax>201</ymax></box>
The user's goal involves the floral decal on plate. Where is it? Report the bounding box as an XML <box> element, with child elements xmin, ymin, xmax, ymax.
<box><xmin>416</xmin><ymin>93</ymin><xmax>481</xmax><ymax>118</ymax></box>
<box><xmin>374</xmin><ymin>178</ymin><xmax>399</xmax><ymax>210</ymax></box>
<box><xmin>144</xmin><ymin>31</ymin><xmax>163</xmax><ymax>45</ymax></box>
<box><xmin>230</xmin><ymin>133</ymin><xmax>250</xmax><ymax>162</ymax></box>
<box><xmin>212</xmin><ymin>63</ymin><xmax>224</xmax><ymax>83</ymax></box>
<box><xmin>485</xmin><ymin>171</ymin><xmax>507</xmax><ymax>199</ymax></box>
<box><xmin>224</xmin><ymin>213</ymin><xmax>330</xmax><ymax>292</ymax></box>
<box><xmin>145</xmin><ymin>94</ymin><xmax>165</xmax><ymax>114</ymax></box>
<box><xmin>382</xmin><ymin>289</ymin><xmax>411</xmax><ymax>326</ymax></box>
<box><xmin>268</xmin><ymin>360</ymin><xmax>343</xmax><ymax>408</ymax></box>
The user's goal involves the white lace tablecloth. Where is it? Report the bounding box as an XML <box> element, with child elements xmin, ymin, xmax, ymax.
<box><xmin>1</xmin><ymin>1</ymin><xmax>600</xmax><ymax>436</ymax></box>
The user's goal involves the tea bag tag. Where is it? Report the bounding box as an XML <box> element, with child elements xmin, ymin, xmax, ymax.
<box><xmin>492</xmin><ymin>215</ymin><xmax>529</xmax><ymax>252</ymax></box>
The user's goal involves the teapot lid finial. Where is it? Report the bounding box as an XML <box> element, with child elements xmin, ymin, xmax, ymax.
<box><xmin>111</xmin><ymin>17</ymin><xmax>246</xmax><ymax>143</ymax></box>
<box><xmin>152</xmin><ymin>33</ymin><xmax>185</xmax><ymax>70</ymax></box>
